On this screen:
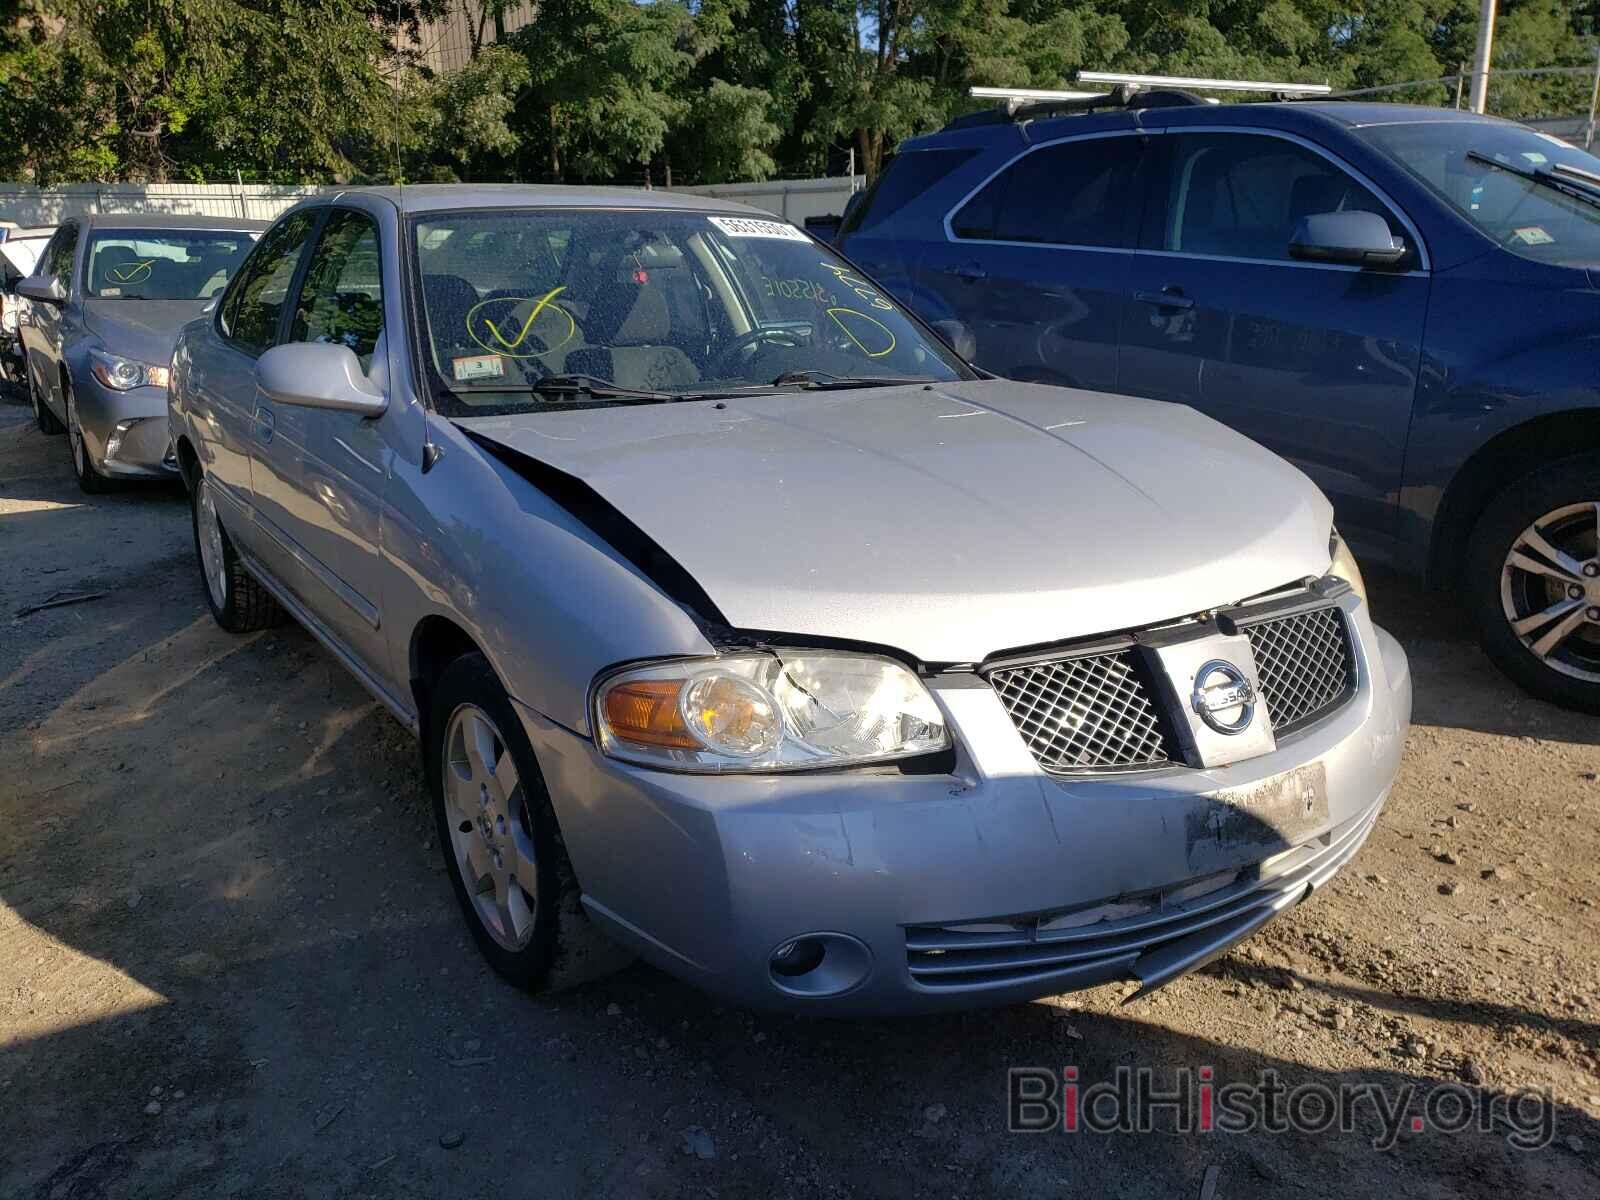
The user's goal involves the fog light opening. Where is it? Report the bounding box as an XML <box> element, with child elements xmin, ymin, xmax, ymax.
<box><xmin>770</xmin><ymin>938</ymin><xmax>826</xmax><ymax>979</ymax></box>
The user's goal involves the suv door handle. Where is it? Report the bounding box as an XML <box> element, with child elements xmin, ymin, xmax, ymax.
<box><xmin>1136</xmin><ymin>288</ymin><xmax>1194</xmax><ymax>310</ymax></box>
<box><xmin>945</xmin><ymin>262</ymin><xmax>988</xmax><ymax>282</ymax></box>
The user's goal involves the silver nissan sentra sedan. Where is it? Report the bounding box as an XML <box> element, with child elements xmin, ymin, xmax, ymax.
<box><xmin>168</xmin><ymin>185</ymin><xmax>1411</xmax><ymax>1014</ymax></box>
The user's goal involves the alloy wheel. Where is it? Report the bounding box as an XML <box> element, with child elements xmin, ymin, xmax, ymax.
<box><xmin>195</xmin><ymin>478</ymin><xmax>229</xmax><ymax>609</ymax></box>
<box><xmin>442</xmin><ymin>704</ymin><xmax>539</xmax><ymax>951</ymax></box>
<box><xmin>1499</xmin><ymin>501</ymin><xmax>1600</xmax><ymax>683</ymax></box>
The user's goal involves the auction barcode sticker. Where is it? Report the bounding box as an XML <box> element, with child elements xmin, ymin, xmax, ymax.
<box><xmin>708</xmin><ymin>215</ymin><xmax>809</xmax><ymax>242</ymax></box>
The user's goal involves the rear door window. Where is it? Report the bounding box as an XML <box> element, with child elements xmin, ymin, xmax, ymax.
<box><xmin>951</xmin><ymin>136</ymin><xmax>1143</xmax><ymax>246</ymax></box>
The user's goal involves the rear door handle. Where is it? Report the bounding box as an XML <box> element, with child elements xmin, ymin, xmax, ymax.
<box><xmin>1136</xmin><ymin>288</ymin><xmax>1194</xmax><ymax>310</ymax></box>
<box><xmin>945</xmin><ymin>262</ymin><xmax>988</xmax><ymax>282</ymax></box>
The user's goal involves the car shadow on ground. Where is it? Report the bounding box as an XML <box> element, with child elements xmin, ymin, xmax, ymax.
<box><xmin>1</xmin><ymin>402</ymin><xmax>1596</xmax><ymax>1197</ymax></box>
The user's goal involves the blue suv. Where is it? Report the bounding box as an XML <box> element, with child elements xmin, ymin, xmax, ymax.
<box><xmin>838</xmin><ymin>94</ymin><xmax>1600</xmax><ymax>712</ymax></box>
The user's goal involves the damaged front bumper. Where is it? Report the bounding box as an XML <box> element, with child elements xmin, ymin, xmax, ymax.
<box><xmin>516</xmin><ymin>604</ymin><xmax>1411</xmax><ymax>1016</ymax></box>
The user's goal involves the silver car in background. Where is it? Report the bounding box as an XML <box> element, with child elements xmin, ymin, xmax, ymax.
<box><xmin>18</xmin><ymin>213</ymin><xmax>266</xmax><ymax>492</ymax></box>
<box><xmin>168</xmin><ymin>186</ymin><xmax>1411</xmax><ymax>1014</ymax></box>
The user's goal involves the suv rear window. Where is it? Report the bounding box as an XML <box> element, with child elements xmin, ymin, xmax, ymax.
<box><xmin>839</xmin><ymin>149</ymin><xmax>976</xmax><ymax>237</ymax></box>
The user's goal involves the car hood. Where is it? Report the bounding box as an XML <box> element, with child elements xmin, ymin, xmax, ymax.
<box><xmin>82</xmin><ymin>299</ymin><xmax>210</xmax><ymax>364</ymax></box>
<box><xmin>460</xmin><ymin>380</ymin><xmax>1334</xmax><ymax>664</ymax></box>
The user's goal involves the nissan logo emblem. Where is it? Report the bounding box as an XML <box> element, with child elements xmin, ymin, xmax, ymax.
<box><xmin>1191</xmin><ymin>660</ymin><xmax>1256</xmax><ymax>735</ymax></box>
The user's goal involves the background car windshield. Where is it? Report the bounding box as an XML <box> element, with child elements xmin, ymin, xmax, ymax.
<box><xmin>85</xmin><ymin>230</ymin><xmax>258</xmax><ymax>300</ymax></box>
<box><xmin>412</xmin><ymin>209</ymin><xmax>966</xmax><ymax>410</ymax></box>
<box><xmin>1359</xmin><ymin>122</ymin><xmax>1600</xmax><ymax>266</ymax></box>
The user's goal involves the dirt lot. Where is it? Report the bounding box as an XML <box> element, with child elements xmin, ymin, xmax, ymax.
<box><xmin>1</xmin><ymin>390</ymin><xmax>1597</xmax><ymax>1200</ymax></box>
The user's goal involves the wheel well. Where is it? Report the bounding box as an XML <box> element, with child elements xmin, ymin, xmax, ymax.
<box><xmin>1430</xmin><ymin>410</ymin><xmax>1600</xmax><ymax>587</ymax></box>
<box><xmin>410</xmin><ymin>615</ymin><xmax>483</xmax><ymax>744</ymax></box>
<box><xmin>174</xmin><ymin>436</ymin><xmax>201</xmax><ymax>491</ymax></box>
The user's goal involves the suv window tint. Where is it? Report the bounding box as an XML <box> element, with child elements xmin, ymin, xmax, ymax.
<box><xmin>841</xmin><ymin>148</ymin><xmax>977</xmax><ymax>236</ymax></box>
<box><xmin>289</xmin><ymin>209</ymin><xmax>384</xmax><ymax>372</ymax></box>
<box><xmin>952</xmin><ymin>137</ymin><xmax>1142</xmax><ymax>246</ymax></box>
<box><xmin>222</xmin><ymin>211</ymin><xmax>317</xmax><ymax>354</ymax></box>
<box><xmin>1152</xmin><ymin>133</ymin><xmax>1407</xmax><ymax>264</ymax></box>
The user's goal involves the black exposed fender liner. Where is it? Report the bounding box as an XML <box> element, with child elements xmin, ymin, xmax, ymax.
<box><xmin>461</xmin><ymin>427</ymin><xmax>729</xmax><ymax>629</ymax></box>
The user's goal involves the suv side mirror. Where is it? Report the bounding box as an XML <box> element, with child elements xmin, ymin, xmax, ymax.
<box><xmin>929</xmin><ymin>318</ymin><xmax>977</xmax><ymax>361</ymax></box>
<box><xmin>256</xmin><ymin>342</ymin><xmax>387</xmax><ymax>416</ymax></box>
<box><xmin>1289</xmin><ymin>211</ymin><xmax>1407</xmax><ymax>268</ymax></box>
<box><xmin>17</xmin><ymin>274</ymin><xmax>66</xmax><ymax>304</ymax></box>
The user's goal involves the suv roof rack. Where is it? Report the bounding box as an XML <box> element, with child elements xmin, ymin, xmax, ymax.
<box><xmin>948</xmin><ymin>72</ymin><xmax>1332</xmax><ymax>130</ymax></box>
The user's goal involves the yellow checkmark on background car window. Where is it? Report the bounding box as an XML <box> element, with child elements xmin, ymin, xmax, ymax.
<box><xmin>106</xmin><ymin>260</ymin><xmax>155</xmax><ymax>285</ymax></box>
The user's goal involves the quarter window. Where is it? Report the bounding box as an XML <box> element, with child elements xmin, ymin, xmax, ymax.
<box><xmin>289</xmin><ymin>210</ymin><xmax>384</xmax><ymax>372</ymax></box>
<box><xmin>952</xmin><ymin>137</ymin><xmax>1143</xmax><ymax>247</ymax></box>
<box><xmin>221</xmin><ymin>211</ymin><xmax>317</xmax><ymax>355</ymax></box>
<box><xmin>1151</xmin><ymin>132</ymin><xmax>1409</xmax><ymax>265</ymax></box>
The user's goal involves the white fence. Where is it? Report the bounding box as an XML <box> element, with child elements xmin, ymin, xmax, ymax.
<box><xmin>0</xmin><ymin>176</ymin><xmax>861</xmax><ymax>228</ymax></box>
<box><xmin>0</xmin><ymin>182</ymin><xmax>321</xmax><ymax>225</ymax></box>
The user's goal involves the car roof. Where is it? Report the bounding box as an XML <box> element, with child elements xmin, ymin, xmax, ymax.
<box><xmin>326</xmin><ymin>183</ymin><xmax>769</xmax><ymax>217</ymax></box>
<box><xmin>82</xmin><ymin>213</ymin><xmax>272</xmax><ymax>231</ymax></box>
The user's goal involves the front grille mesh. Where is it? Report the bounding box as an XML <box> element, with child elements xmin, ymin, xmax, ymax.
<box><xmin>988</xmin><ymin>602</ymin><xmax>1356</xmax><ymax>773</ymax></box>
<box><xmin>988</xmin><ymin>650</ymin><xmax>1172</xmax><ymax>771</ymax></box>
<box><xmin>1241</xmin><ymin>607</ymin><xmax>1354</xmax><ymax>733</ymax></box>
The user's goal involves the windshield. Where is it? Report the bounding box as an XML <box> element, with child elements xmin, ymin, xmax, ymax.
<box><xmin>1358</xmin><ymin>122</ymin><xmax>1600</xmax><ymax>266</ymax></box>
<box><xmin>411</xmin><ymin>208</ymin><xmax>969</xmax><ymax>413</ymax></box>
<box><xmin>84</xmin><ymin>229</ymin><xmax>258</xmax><ymax>300</ymax></box>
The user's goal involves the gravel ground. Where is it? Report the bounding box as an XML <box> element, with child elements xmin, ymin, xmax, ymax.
<box><xmin>1</xmin><ymin>392</ymin><xmax>1597</xmax><ymax>1199</ymax></box>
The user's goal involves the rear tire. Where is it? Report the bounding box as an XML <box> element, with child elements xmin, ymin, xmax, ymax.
<box><xmin>191</xmin><ymin>473</ymin><xmax>284</xmax><ymax>633</ymax></box>
<box><xmin>29</xmin><ymin>369</ymin><xmax>64</xmax><ymax>435</ymax></box>
<box><xmin>1464</xmin><ymin>453</ymin><xmax>1600</xmax><ymax>713</ymax></box>
<box><xmin>426</xmin><ymin>652</ymin><xmax>631</xmax><ymax>993</ymax></box>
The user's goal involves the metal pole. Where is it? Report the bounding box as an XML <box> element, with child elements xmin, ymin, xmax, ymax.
<box><xmin>1468</xmin><ymin>0</ymin><xmax>1496</xmax><ymax>114</ymax></box>
<box><xmin>1455</xmin><ymin>63</ymin><xmax>1466</xmax><ymax>110</ymax></box>
<box><xmin>1587</xmin><ymin>47</ymin><xmax>1600</xmax><ymax>150</ymax></box>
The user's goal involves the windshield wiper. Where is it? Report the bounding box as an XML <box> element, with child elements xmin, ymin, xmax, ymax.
<box><xmin>518</xmin><ymin>373</ymin><xmax>676</xmax><ymax>403</ymax></box>
<box><xmin>769</xmin><ymin>369</ymin><xmax>937</xmax><ymax>390</ymax></box>
<box><xmin>1465</xmin><ymin>150</ymin><xmax>1600</xmax><ymax>210</ymax></box>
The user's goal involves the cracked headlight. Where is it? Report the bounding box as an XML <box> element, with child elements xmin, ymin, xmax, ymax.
<box><xmin>90</xmin><ymin>349</ymin><xmax>170</xmax><ymax>391</ymax></box>
<box><xmin>1329</xmin><ymin>528</ymin><xmax>1368</xmax><ymax>606</ymax></box>
<box><xmin>595</xmin><ymin>650</ymin><xmax>950</xmax><ymax>773</ymax></box>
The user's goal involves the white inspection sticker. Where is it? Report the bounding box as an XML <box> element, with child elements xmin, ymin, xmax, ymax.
<box><xmin>1513</xmin><ymin>226</ymin><xmax>1555</xmax><ymax>246</ymax></box>
<box><xmin>452</xmin><ymin>353</ymin><xmax>506</xmax><ymax>381</ymax></box>
<box><xmin>708</xmin><ymin>215</ymin><xmax>810</xmax><ymax>242</ymax></box>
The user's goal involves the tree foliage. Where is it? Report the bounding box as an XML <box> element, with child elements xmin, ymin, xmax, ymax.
<box><xmin>1</xmin><ymin>0</ymin><xmax>1594</xmax><ymax>187</ymax></box>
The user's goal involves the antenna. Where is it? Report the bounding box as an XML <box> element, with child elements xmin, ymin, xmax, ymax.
<box><xmin>393</xmin><ymin>0</ymin><xmax>405</xmax><ymax>201</ymax></box>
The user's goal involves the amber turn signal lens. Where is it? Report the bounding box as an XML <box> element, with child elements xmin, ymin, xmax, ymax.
<box><xmin>601</xmin><ymin>678</ymin><xmax>699</xmax><ymax>749</ymax></box>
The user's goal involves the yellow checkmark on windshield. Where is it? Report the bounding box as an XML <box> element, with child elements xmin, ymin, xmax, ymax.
<box><xmin>108</xmin><ymin>260</ymin><xmax>155</xmax><ymax>284</ymax></box>
<box><xmin>481</xmin><ymin>286</ymin><xmax>566</xmax><ymax>350</ymax></box>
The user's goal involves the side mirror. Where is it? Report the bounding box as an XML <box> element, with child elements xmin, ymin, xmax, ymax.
<box><xmin>17</xmin><ymin>274</ymin><xmax>65</xmax><ymax>304</ymax></box>
<box><xmin>929</xmin><ymin>318</ymin><xmax>977</xmax><ymax>361</ymax></box>
<box><xmin>1289</xmin><ymin>211</ymin><xmax>1407</xmax><ymax>268</ymax></box>
<box><xmin>256</xmin><ymin>342</ymin><xmax>387</xmax><ymax>416</ymax></box>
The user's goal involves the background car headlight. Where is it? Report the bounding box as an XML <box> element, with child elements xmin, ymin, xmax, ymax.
<box><xmin>1329</xmin><ymin>528</ymin><xmax>1368</xmax><ymax>605</ymax></box>
<box><xmin>595</xmin><ymin>650</ymin><xmax>950</xmax><ymax>772</ymax></box>
<box><xmin>90</xmin><ymin>349</ymin><xmax>170</xmax><ymax>391</ymax></box>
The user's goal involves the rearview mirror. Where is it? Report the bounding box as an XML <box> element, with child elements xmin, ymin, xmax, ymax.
<box><xmin>1289</xmin><ymin>211</ymin><xmax>1407</xmax><ymax>268</ymax></box>
<box><xmin>930</xmin><ymin>318</ymin><xmax>977</xmax><ymax>361</ymax></box>
<box><xmin>256</xmin><ymin>342</ymin><xmax>387</xmax><ymax>416</ymax></box>
<box><xmin>17</xmin><ymin>274</ymin><xmax>65</xmax><ymax>304</ymax></box>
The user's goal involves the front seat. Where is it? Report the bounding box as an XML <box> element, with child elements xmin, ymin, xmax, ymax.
<box><xmin>563</xmin><ymin>260</ymin><xmax>698</xmax><ymax>391</ymax></box>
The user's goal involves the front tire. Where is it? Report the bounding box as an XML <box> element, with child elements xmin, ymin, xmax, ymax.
<box><xmin>64</xmin><ymin>380</ymin><xmax>110</xmax><ymax>494</ymax></box>
<box><xmin>1465</xmin><ymin>454</ymin><xmax>1600</xmax><ymax>713</ymax></box>
<box><xmin>191</xmin><ymin>473</ymin><xmax>284</xmax><ymax>633</ymax></box>
<box><xmin>426</xmin><ymin>652</ymin><xmax>630</xmax><ymax>992</ymax></box>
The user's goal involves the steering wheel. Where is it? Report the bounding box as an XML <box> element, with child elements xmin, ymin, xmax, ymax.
<box><xmin>706</xmin><ymin>326</ymin><xmax>808</xmax><ymax>377</ymax></box>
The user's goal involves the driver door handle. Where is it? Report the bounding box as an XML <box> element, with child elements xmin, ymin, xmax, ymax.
<box><xmin>944</xmin><ymin>262</ymin><xmax>988</xmax><ymax>282</ymax></box>
<box><xmin>1136</xmin><ymin>288</ymin><xmax>1195</xmax><ymax>310</ymax></box>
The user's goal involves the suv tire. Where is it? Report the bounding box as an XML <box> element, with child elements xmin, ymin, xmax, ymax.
<box><xmin>1465</xmin><ymin>453</ymin><xmax>1600</xmax><ymax>713</ymax></box>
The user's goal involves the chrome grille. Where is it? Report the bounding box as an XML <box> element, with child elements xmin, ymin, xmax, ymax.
<box><xmin>987</xmin><ymin>650</ymin><xmax>1172</xmax><ymax>771</ymax></box>
<box><xmin>987</xmin><ymin>601</ymin><xmax>1356</xmax><ymax>773</ymax></box>
<box><xmin>1242</xmin><ymin>607</ymin><xmax>1354</xmax><ymax>733</ymax></box>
